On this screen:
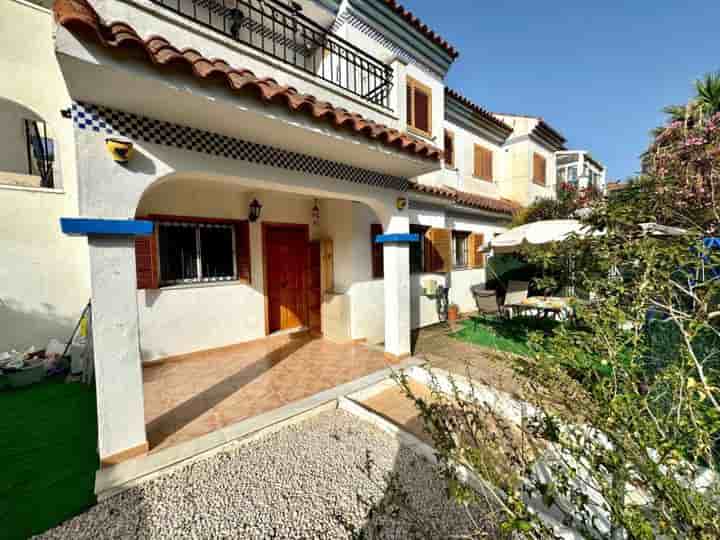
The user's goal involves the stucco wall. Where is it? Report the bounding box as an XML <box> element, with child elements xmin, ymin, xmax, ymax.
<box><xmin>0</xmin><ymin>1</ymin><xmax>90</xmax><ymax>351</ymax></box>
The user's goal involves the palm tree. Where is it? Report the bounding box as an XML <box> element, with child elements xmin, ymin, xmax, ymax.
<box><xmin>694</xmin><ymin>71</ymin><xmax>720</xmax><ymax>118</ymax></box>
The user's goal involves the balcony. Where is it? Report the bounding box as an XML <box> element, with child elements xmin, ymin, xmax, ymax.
<box><xmin>149</xmin><ymin>0</ymin><xmax>394</xmax><ymax>110</ymax></box>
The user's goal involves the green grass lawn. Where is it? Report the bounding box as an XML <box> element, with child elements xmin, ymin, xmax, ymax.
<box><xmin>0</xmin><ymin>377</ymin><xmax>98</xmax><ymax>540</ymax></box>
<box><xmin>451</xmin><ymin>315</ymin><xmax>558</xmax><ymax>356</ymax></box>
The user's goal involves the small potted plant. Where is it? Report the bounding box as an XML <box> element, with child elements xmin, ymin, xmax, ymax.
<box><xmin>447</xmin><ymin>303</ymin><xmax>460</xmax><ymax>322</ymax></box>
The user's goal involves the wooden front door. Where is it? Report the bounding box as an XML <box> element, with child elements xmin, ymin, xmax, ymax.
<box><xmin>265</xmin><ymin>224</ymin><xmax>308</xmax><ymax>333</ymax></box>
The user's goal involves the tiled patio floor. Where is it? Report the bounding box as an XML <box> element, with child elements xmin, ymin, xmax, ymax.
<box><xmin>142</xmin><ymin>333</ymin><xmax>396</xmax><ymax>452</ymax></box>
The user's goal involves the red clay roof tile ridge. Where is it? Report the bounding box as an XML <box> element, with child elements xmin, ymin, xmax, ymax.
<box><xmin>445</xmin><ymin>88</ymin><xmax>513</xmax><ymax>135</ymax></box>
<box><xmin>53</xmin><ymin>0</ymin><xmax>442</xmax><ymax>161</ymax></box>
<box><xmin>381</xmin><ymin>0</ymin><xmax>459</xmax><ymax>59</ymax></box>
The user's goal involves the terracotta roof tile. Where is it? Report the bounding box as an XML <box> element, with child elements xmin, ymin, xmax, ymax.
<box><xmin>445</xmin><ymin>88</ymin><xmax>513</xmax><ymax>136</ymax></box>
<box><xmin>53</xmin><ymin>0</ymin><xmax>443</xmax><ymax>162</ymax></box>
<box><xmin>408</xmin><ymin>182</ymin><xmax>519</xmax><ymax>216</ymax></box>
<box><xmin>380</xmin><ymin>0</ymin><xmax>459</xmax><ymax>59</ymax></box>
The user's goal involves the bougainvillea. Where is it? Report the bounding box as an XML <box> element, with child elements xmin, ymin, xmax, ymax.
<box><xmin>643</xmin><ymin>111</ymin><xmax>720</xmax><ymax>235</ymax></box>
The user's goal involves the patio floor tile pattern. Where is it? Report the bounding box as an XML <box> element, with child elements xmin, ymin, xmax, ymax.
<box><xmin>143</xmin><ymin>333</ymin><xmax>396</xmax><ymax>452</ymax></box>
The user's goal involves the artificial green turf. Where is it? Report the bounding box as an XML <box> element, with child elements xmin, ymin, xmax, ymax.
<box><xmin>451</xmin><ymin>316</ymin><xmax>558</xmax><ymax>356</ymax></box>
<box><xmin>0</xmin><ymin>377</ymin><xmax>98</xmax><ymax>540</ymax></box>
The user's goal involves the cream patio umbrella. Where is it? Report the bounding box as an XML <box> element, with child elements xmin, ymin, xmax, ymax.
<box><xmin>490</xmin><ymin>219</ymin><xmax>592</xmax><ymax>254</ymax></box>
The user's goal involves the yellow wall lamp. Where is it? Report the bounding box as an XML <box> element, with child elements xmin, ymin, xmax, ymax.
<box><xmin>105</xmin><ymin>138</ymin><xmax>135</xmax><ymax>163</ymax></box>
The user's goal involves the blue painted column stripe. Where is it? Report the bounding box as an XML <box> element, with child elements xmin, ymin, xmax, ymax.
<box><xmin>60</xmin><ymin>218</ymin><xmax>154</xmax><ymax>237</ymax></box>
<box><xmin>374</xmin><ymin>233</ymin><xmax>420</xmax><ymax>244</ymax></box>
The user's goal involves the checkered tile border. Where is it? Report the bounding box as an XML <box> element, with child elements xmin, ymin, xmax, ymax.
<box><xmin>72</xmin><ymin>102</ymin><xmax>409</xmax><ymax>192</ymax></box>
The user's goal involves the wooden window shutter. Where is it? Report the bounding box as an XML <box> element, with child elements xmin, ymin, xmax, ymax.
<box><xmin>235</xmin><ymin>220</ymin><xmax>251</xmax><ymax>283</ymax></box>
<box><xmin>474</xmin><ymin>145</ymin><xmax>493</xmax><ymax>181</ymax></box>
<box><xmin>425</xmin><ymin>228</ymin><xmax>451</xmax><ymax>273</ymax></box>
<box><xmin>407</xmin><ymin>77</ymin><xmax>432</xmax><ymax>136</ymax></box>
<box><xmin>533</xmin><ymin>153</ymin><xmax>547</xmax><ymax>185</ymax></box>
<box><xmin>371</xmin><ymin>223</ymin><xmax>384</xmax><ymax>278</ymax></box>
<box><xmin>321</xmin><ymin>239</ymin><xmax>334</xmax><ymax>293</ymax></box>
<box><xmin>444</xmin><ymin>130</ymin><xmax>454</xmax><ymax>168</ymax></box>
<box><xmin>468</xmin><ymin>233</ymin><xmax>485</xmax><ymax>268</ymax></box>
<box><xmin>134</xmin><ymin>221</ymin><xmax>158</xmax><ymax>290</ymax></box>
<box><xmin>414</xmin><ymin>87</ymin><xmax>430</xmax><ymax>134</ymax></box>
<box><xmin>406</xmin><ymin>83</ymin><xmax>412</xmax><ymax>126</ymax></box>
<box><xmin>484</xmin><ymin>149</ymin><xmax>493</xmax><ymax>181</ymax></box>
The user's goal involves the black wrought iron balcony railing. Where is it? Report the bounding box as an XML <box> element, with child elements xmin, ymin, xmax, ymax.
<box><xmin>150</xmin><ymin>0</ymin><xmax>394</xmax><ymax>110</ymax></box>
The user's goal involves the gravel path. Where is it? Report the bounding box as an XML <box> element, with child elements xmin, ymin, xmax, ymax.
<box><xmin>38</xmin><ymin>409</ymin><xmax>495</xmax><ymax>539</ymax></box>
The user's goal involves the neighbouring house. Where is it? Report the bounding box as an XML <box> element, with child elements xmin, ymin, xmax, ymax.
<box><xmin>0</xmin><ymin>0</ymin><xmax>606</xmax><ymax>468</ymax></box>
<box><xmin>556</xmin><ymin>150</ymin><xmax>607</xmax><ymax>193</ymax></box>
<box><xmin>493</xmin><ymin>112</ymin><xmax>568</xmax><ymax>206</ymax></box>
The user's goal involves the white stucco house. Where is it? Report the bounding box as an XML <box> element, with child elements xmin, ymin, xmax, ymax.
<box><xmin>1</xmin><ymin>0</ymin><xmax>607</xmax><ymax>468</ymax></box>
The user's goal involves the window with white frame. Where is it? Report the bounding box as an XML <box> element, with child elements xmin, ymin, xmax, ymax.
<box><xmin>158</xmin><ymin>221</ymin><xmax>236</xmax><ymax>285</ymax></box>
<box><xmin>452</xmin><ymin>231</ymin><xmax>470</xmax><ymax>268</ymax></box>
<box><xmin>567</xmin><ymin>165</ymin><xmax>578</xmax><ymax>185</ymax></box>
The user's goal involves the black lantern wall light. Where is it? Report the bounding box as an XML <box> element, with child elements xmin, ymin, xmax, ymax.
<box><xmin>248</xmin><ymin>198</ymin><xmax>263</xmax><ymax>223</ymax></box>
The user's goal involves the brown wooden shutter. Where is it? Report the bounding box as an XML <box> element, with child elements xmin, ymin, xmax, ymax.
<box><xmin>468</xmin><ymin>233</ymin><xmax>486</xmax><ymax>268</ymax></box>
<box><xmin>414</xmin><ymin>87</ymin><xmax>430</xmax><ymax>133</ymax></box>
<box><xmin>474</xmin><ymin>146</ymin><xmax>493</xmax><ymax>181</ymax></box>
<box><xmin>533</xmin><ymin>153</ymin><xmax>547</xmax><ymax>185</ymax></box>
<box><xmin>444</xmin><ymin>130</ymin><xmax>454</xmax><ymax>168</ymax></box>
<box><xmin>484</xmin><ymin>149</ymin><xmax>493</xmax><ymax>181</ymax></box>
<box><xmin>425</xmin><ymin>228</ymin><xmax>451</xmax><ymax>273</ymax></box>
<box><xmin>235</xmin><ymin>220</ymin><xmax>251</xmax><ymax>283</ymax></box>
<box><xmin>135</xmin><ymin>221</ymin><xmax>158</xmax><ymax>290</ymax></box>
<box><xmin>406</xmin><ymin>84</ymin><xmax>412</xmax><ymax>126</ymax></box>
<box><xmin>371</xmin><ymin>223</ymin><xmax>384</xmax><ymax>278</ymax></box>
<box><xmin>321</xmin><ymin>239</ymin><xmax>334</xmax><ymax>293</ymax></box>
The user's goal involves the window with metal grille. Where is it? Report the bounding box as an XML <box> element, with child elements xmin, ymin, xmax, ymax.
<box><xmin>158</xmin><ymin>221</ymin><xmax>237</xmax><ymax>285</ymax></box>
<box><xmin>24</xmin><ymin>119</ymin><xmax>54</xmax><ymax>188</ymax></box>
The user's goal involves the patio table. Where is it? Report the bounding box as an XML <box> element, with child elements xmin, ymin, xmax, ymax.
<box><xmin>504</xmin><ymin>297</ymin><xmax>573</xmax><ymax>320</ymax></box>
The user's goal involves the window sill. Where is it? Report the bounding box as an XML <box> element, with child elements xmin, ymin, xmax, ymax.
<box><xmin>158</xmin><ymin>279</ymin><xmax>250</xmax><ymax>291</ymax></box>
<box><xmin>407</xmin><ymin>125</ymin><xmax>435</xmax><ymax>142</ymax></box>
<box><xmin>0</xmin><ymin>182</ymin><xmax>64</xmax><ymax>195</ymax></box>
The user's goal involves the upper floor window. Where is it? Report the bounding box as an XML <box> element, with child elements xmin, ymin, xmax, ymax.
<box><xmin>444</xmin><ymin>130</ymin><xmax>455</xmax><ymax>168</ymax></box>
<box><xmin>473</xmin><ymin>145</ymin><xmax>493</xmax><ymax>182</ymax></box>
<box><xmin>532</xmin><ymin>152</ymin><xmax>547</xmax><ymax>186</ymax></box>
<box><xmin>406</xmin><ymin>77</ymin><xmax>432</xmax><ymax>138</ymax></box>
<box><xmin>0</xmin><ymin>107</ymin><xmax>56</xmax><ymax>190</ymax></box>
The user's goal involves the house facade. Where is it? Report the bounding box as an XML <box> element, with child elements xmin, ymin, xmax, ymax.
<box><xmin>556</xmin><ymin>150</ymin><xmax>607</xmax><ymax>193</ymax></box>
<box><xmin>0</xmin><ymin>0</ymin><xmax>605</xmax><ymax>466</ymax></box>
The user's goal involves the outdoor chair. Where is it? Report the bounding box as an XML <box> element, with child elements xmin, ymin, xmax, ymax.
<box><xmin>499</xmin><ymin>280</ymin><xmax>530</xmax><ymax>318</ymax></box>
<box><xmin>470</xmin><ymin>285</ymin><xmax>501</xmax><ymax>331</ymax></box>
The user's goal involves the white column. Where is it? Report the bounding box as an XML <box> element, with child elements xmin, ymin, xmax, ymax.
<box><xmin>88</xmin><ymin>236</ymin><xmax>147</xmax><ymax>464</ymax></box>
<box><xmin>383</xmin><ymin>213</ymin><xmax>411</xmax><ymax>359</ymax></box>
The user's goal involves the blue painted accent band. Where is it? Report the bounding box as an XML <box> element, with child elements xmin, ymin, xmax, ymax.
<box><xmin>375</xmin><ymin>233</ymin><xmax>420</xmax><ymax>244</ymax></box>
<box><xmin>60</xmin><ymin>218</ymin><xmax>153</xmax><ymax>237</ymax></box>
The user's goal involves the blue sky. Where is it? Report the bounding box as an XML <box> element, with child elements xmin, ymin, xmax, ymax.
<box><xmin>405</xmin><ymin>0</ymin><xmax>720</xmax><ymax>181</ymax></box>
